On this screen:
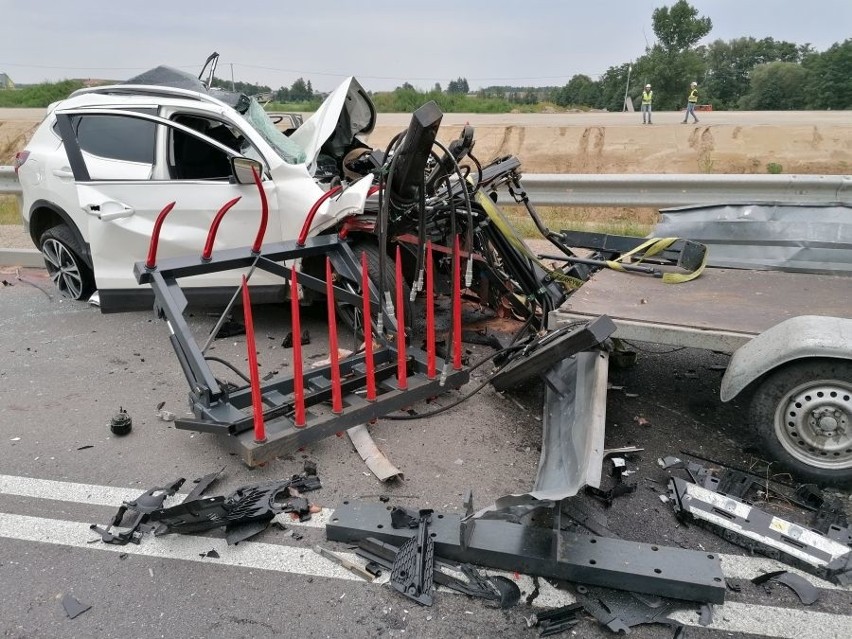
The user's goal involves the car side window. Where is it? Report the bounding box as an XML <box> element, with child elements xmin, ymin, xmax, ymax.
<box><xmin>74</xmin><ymin>115</ymin><xmax>155</xmax><ymax>164</ymax></box>
<box><xmin>168</xmin><ymin>115</ymin><xmax>241</xmax><ymax>181</ymax></box>
<box><xmin>56</xmin><ymin>113</ymin><xmax>157</xmax><ymax>180</ymax></box>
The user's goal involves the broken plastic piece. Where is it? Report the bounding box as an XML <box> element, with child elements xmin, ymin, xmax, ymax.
<box><xmin>657</xmin><ymin>456</ymin><xmax>683</xmax><ymax>470</ymax></box>
<box><xmin>391</xmin><ymin>510</ymin><xmax>435</xmax><ymax>606</ymax></box>
<box><xmin>390</xmin><ymin>506</ymin><xmax>421</xmax><ymax>529</ymax></box>
<box><xmin>534</xmin><ymin>603</ymin><xmax>584</xmax><ymax>637</ymax></box>
<box><xmin>213</xmin><ymin>320</ymin><xmax>245</xmax><ymax>338</ymax></box>
<box><xmin>751</xmin><ymin>570</ymin><xmax>819</xmax><ymax>605</ymax></box>
<box><xmin>61</xmin><ymin>594</ymin><xmax>91</xmax><ymax>619</ymax></box>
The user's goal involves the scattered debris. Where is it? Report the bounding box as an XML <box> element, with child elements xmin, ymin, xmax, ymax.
<box><xmin>214</xmin><ymin>320</ymin><xmax>245</xmax><ymax>338</ymax></box>
<box><xmin>573</xmin><ymin>584</ymin><xmax>685</xmax><ymax>635</ymax></box>
<box><xmin>314</xmin><ymin>545</ymin><xmax>375</xmax><ymax>582</ymax></box>
<box><xmin>532</xmin><ymin>603</ymin><xmax>584</xmax><ymax>637</ymax></box>
<box><xmin>156</xmin><ymin>409</ymin><xmax>176</xmax><ymax>422</ymax></box>
<box><xmin>76</xmin><ymin>445</ymin><xmax>94</xmax><ymax>451</ymax></box>
<box><xmin>91</xmin><ymin>471</ymin><xmax>320</xmax><ymax>548</ymax></box>
<box><xmin>282</xmin><ymin>329</ymin><xmax>311</xmax><ymax>348</ymax></box>
<box><xmin>633</xmin><ymin>416</ymin><xmax>650</xmax><ymax>427</ymax></box>
<box><xmin>698</xmin><ymin>602</ymin><xmax>714</xmax><ymax>626</ymax></box>
<box><xmin>603</xmin><ymin>446</ymin><xmax>644</xmax><ymax>458</ymax></box>
<box><xmin>348</xmin><ymin>424</ymin><xmax>404</xmax><ymax>482</ymax></box>
<box><xmin>61</xmin><ymin>594</ymin><xmax>91</xmax><ymax>619</ymax></box>
<box><xmin>109</xmin><ymin>408</ymin><xmax>132</xmax><ymax>436</ymax></box>
<box><xmin>90</xmin><ymin>478</ymin><xmax>185</xmax><ymax>545</ymax></box>
<box><xmin>200</xmin><ymin>549</ymin><xmax>220</xmax><ymax>559</ymax></box>
<box><xmin>751</xmin><ymin>570</ymin><xmax>819</xmax><ymax>605</ymax></box>
<box><xmin>657</xmin><ymin>456</ymin><xmax>683</xmax><ymax>470</ymax></box>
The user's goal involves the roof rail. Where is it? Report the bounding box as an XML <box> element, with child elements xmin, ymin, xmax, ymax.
<box><xmin>69</xmin><ymin>84</ymin><xmax>234</xmax><ymax>110</ymax></box>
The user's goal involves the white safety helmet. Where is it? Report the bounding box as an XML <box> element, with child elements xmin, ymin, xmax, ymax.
<box><xmin>645</xmin><ymin>84</ymin><xmax>651</xmax><ymax>89</ymax></box>
<box><xmin>691</xmin><ymin>81</ymin><xmax>698</xmax><ymax>87</ymax></box>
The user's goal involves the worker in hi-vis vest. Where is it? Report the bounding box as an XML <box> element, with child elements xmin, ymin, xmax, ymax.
<box><xmin>641</xmin><ymin>84</ymin><xmax>653</xmax><ymax>124</ymax></box>
<box><xmin>682</xmin><ymin>81</ymin><xmax>700</xmax><ymax>123</ymax></box>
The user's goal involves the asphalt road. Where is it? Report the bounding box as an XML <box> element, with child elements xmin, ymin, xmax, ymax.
<box><xmin>1</xmin><ymin>266</ymin><xmax>850</xmax><ymax>639</ymax></box>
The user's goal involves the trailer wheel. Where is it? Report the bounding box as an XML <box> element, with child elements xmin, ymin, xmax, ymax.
<box><xmin>750</xmin><ymin>358</ymin><xmax>852</xmax><ymax>486</ymax></box>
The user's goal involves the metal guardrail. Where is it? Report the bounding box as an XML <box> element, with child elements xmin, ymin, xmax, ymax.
<box><xmin>0</xmin><ymin>165</ymin><xmax>20</xmax><ymax>196</ymax></box>
<box><xmin>3</xmin><ymin>165</ymin><xmax>850</xmax><ymax>207</ymax></box>
<box><xmin>515</xmin><ymin>173</ymin><xmax>852</xmax><ymax>208</ymax></box>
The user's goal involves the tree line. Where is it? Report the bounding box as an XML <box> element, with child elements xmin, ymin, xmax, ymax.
<box><xmin>552</xmin><ymin>1</ymin><xmax>851</xmax><ymax>111</ymax></box>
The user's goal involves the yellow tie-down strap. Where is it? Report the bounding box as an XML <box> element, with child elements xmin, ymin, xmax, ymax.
<box><xmin>605</xmin><ymin>237</ymin><xmax>708</xmax><ymax>283</ymax></box>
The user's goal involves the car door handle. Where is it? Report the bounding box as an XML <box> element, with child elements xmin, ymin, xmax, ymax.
<box><xmin>85</xmin><ymin>202</ymin><xmax>135</xmax><ymax>221</ymax></box>
<box><xmin>52</xmin><ymin>168</ymin><xmax>74</xmax><ymax>179</ymax></box>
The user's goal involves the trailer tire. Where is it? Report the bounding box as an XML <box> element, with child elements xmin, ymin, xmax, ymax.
<box><xmin>750</xmin><ymin>358</ymin><xmax>852</xmax><ymax>486</ymax></box>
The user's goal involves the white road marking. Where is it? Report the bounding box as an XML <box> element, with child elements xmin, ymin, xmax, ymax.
<box><xmin>0</xmin><ymin>511</ymin><xmax>850</xmax><ymax>638</ymax></box>
<box><xmin>2</xmin><ymin>472</ymin><xmax>852</xmax><ymax>638</ymax></box>
<box><xmin>0</xmin><ymin>473</ymin><xmax>843</xmax><ymax>589</ymax></box>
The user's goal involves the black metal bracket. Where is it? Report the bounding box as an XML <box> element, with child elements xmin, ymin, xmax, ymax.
<box><xmin>327</xmin><ymin>500</ymin><xmax>726</xmax><ymax>604</ymax></box>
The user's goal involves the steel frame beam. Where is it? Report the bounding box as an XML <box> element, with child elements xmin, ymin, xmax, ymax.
<box><xmin>327</xmin><ymin>500</ymin><xmax>726</xmax><ymax>604</ymax></box>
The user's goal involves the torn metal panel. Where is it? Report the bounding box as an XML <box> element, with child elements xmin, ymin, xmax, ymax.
<box><xmin>474</xmin><ymin>350</ymin><xmax>609</xmax><ymax>521</ymax></box>
<box><xmin>347</xmin><ymin>424</ymin><xmax>403</xmax><ymax>482</ymax></box>
<box><xmin>328</xmin><ymin>500</ymin><xmax>726</xmax><ymax>604</ymax></box>
<box><xmin>669</xmin><ymin>477</ymin><xmax>852</xmax><ymax>585</ymax></box>
<box><xmin>653</xmin><ymin>203</ymin><xmax>852</xmax><ymax>275</ymax></box>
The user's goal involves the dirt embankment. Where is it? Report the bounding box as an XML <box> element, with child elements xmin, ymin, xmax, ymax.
<box><xmin>0</xmin><ymin>120</ymin><xmax>40</xmax><ymax>164</ymax></box>
<box><xmin>2</xmin><ymin>111</ymin><xmax>850</xmax><ymax>174</ymax></box>
<box><xmin>370</xmin><ymin>122</ymin><xmax>852</xmax><ymax>175</ymax></box>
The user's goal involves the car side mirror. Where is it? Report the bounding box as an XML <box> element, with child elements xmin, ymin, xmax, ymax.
<box><xmin>231</xmin><ymin>157</ymin><xmax>263</xmax><ymax>184</ymax></box>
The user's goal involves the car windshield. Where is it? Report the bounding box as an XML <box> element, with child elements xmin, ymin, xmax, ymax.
<box><xmin>243</xmin><ymin>98</ymin><xmax>306</xmax><ymax>165</ymax></box>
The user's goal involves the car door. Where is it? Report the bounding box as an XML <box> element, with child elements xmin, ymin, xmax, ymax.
<box><xmin>54</xmin><ymin>108</ymin><xmax>281</xmax><ymax>300</ymax></box>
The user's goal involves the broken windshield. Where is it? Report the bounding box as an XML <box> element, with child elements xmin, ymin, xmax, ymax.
<box><xmin>244</xmin><ymin>98</ymin><xmax>306</xmax><ymax>165</ymax></box>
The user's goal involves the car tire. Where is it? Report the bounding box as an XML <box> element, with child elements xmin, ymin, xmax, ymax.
<box><xmin>335</xmin><ymin>240</ymin><xmax>412</xmax><ymax>338</ymax></box>
<box><xmin>39</xmin><ymin>225</ymin><xmax>95</xmax><ymax>301</ymax></box>
<box><xmin>750</xmin><ymin>358</ymin><xmax>852</xmax><ymax>486</ymax></box>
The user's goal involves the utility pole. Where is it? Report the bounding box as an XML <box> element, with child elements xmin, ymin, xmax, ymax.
<box><xmin>230</xmin><ymin>63</ymin><xmax>235</xmax><ymax>92</ymax></box>
<box><xmin>622</xmin><ymin>65</ymin><xmax>633</xmax><ymax>112</ymax></box>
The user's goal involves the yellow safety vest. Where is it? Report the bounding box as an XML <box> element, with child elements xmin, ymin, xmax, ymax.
<box><xmin>642</xmin><ymin>91</ymin><xmax>653</xmax><ymax>104</ymax></box>
<box><xmin>688</xmin><ymin>88</ymin><xmax>698</xmax><ymax>103</ymax></box>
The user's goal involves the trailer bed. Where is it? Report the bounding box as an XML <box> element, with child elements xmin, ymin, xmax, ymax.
<box><xmin>550</xmin><ymin>267</ymin><xmax>852</xmax><ymax>353</ymax></box>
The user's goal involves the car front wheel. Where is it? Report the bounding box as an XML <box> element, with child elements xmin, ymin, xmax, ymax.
<box><xmin>39</xmin><ymin>225</ymin><xmax>95</xmax><ymax>301</ymax></box>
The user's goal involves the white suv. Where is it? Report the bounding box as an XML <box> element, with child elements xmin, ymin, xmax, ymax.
<box><xmin>14</xmin><ymin>66</ymin><xmax>376</xmax><ymax>311</ymax></box>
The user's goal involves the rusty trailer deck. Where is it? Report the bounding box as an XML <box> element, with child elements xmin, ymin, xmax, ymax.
<box><xmin>550</xmin><ymin>267</ymin><xmax>852</xmax><ymax>354</ymax></box>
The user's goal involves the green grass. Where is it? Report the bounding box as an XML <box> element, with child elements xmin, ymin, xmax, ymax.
<box><xmin>500</xmin><ymin>205</ymin><xmax>657</xmax><ymax>239</ymax></box>
<box><xmin>0</xmin><ymin>196</ymin><xmax>21</xmax><ymax>225</ymax></box>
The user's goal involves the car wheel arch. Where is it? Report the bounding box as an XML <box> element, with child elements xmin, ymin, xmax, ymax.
<box><xmin>27</xmin><ymin>200</ymin><xmax>92</xmax><ymax>269</ymax></box>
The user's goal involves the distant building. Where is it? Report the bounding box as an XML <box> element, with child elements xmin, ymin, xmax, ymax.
<box><xmin>0</xmin><ymin>73</ymin><xmax>14</xmax><ymax>89</ymax></box>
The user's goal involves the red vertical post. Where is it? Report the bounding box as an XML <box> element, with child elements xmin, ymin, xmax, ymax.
<box><xmin>452</xmin><ymin>235</ymin><xmax>463</xmax><ymax>370</ymax></box>
<box><xmin>326</xmin><ymin>258</ymin><xmax>344</xmax><ymax>414</ymax></box>
<box><xmin>361</xmin><ymin>251</ymin><xmax>377</xmax><ymax>401</ymax></box>
<box><xmin>241</xmin><ymin>275</ymin><xmax>266</xmax><ymax>443</ymax></box>
<box><xmin>290</xmin><ymin>268</ymin><xmax>306</xmax><ymax>427</ymax></box>
<box><xmin>425</xmin><ymin>241</ymin><xmax>436</xmax><ymax>379</ymax></box>
<box><xmin>395</xmin><ymin>246</ymin><xmax>408</xmax><ymax>389</ymax></box>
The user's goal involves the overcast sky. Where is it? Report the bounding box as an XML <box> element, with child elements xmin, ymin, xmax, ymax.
<box><xmin>2</xmin><ymin>1</ymin><xmax>849</xmax><ymax>92</ymax></box>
